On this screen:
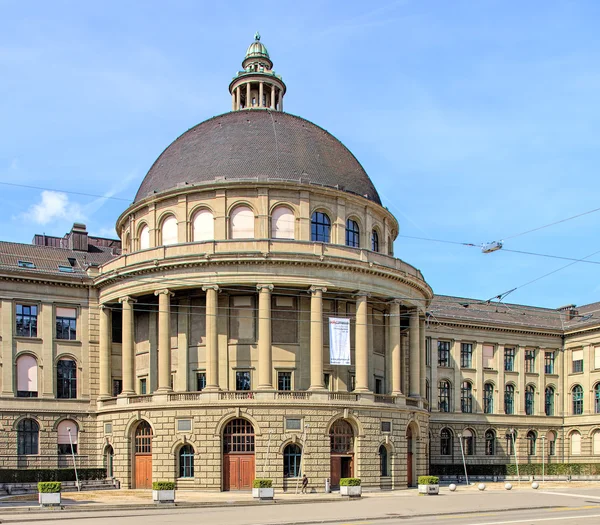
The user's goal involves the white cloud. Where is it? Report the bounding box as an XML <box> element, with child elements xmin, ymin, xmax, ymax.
<box><xmin>27</xmin><ymin>191</ymin><xmax>85</xmax><ymax>225</ymax></box>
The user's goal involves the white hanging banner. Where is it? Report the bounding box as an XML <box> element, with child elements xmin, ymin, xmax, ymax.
<box><xmin>329</xmin><ymin>318</ymin><xmax>351</xmax><ymax>365</ymax></box>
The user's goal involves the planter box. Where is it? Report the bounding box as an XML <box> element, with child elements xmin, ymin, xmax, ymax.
<box><xmin>340</xmin><ymin>485</ymin><xmax>362</xmax><ymax>497</ymax></box>
<box><xmin>418</xmin><ymin>484</ymin><xmax>439</xmax><ymax>495</ymax></box>
<box><xmin>252</xmin><ymin>487</ymin><xmax>274</xmax><ymax>500</ymax></box>
<box><xmin>152</xmin><ymin>489</ymin><xmax>175</xmax><ymax>503</ymax></box>
<box><xmin>39</xmin><ymin>492</ymin><xmax>61</xmax><ymax>506</ymax></box>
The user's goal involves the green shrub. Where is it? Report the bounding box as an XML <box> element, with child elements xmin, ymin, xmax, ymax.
<box><xmin>340</xmin><ymin>478</ymin><xmax>361</xmax><ymax>486</ymax></box>
<box><xmin>252</xmin><ymin>479</ymin><xmax>273</xmax><ymax>488</ymax></box>
<box><xmin>430</xmin><ymin>463</ymin><xmax>600</xmax><ymax>477</ymax></box>
<box><xmin>418</xmin><ymin>476</ymin><xmax>439</xmax><ymax>485</ymax></box>
<box><xmin>38</xmin><ymin>482</ymin><xmax>61</xmax><ymax>493</ymax></box>
<box><xmin>152</xmin><ymin>481</ymin><xmax>175</xmax><ymax>491</ymax></box>
<box><xmin>0</xmin><ymin>468</ymin><xmax>105</xmax><ymax>483</ymax></box>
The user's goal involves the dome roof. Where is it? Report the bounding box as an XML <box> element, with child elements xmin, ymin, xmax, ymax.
<box><xmin>246</xmin><ymin>40</ymin><xmax>269</xmax><ymax>59</ymax></box>
<box><xmin>135</xmin><ymin>110</ymin><xmax>381</xmax><ymax>205</ymax></box>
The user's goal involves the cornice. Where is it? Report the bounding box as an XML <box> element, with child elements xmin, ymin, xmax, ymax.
<box><xmin>0</xmin><ymin>273</ymin><xmax>92</xmax><ymax>289</ymax></box>
<box><xmin>429</xmin><ymin>319</ymin><xmax>563</xmax><ymax>339</ymax></box>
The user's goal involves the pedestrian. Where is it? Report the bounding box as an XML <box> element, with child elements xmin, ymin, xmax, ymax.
<box><xmin>301</xmin><ymin>474</ymin><xmax>309</xmax><ymax>494</ymax></box>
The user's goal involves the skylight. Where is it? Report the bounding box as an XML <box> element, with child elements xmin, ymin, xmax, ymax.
<box><xmin>18</xmin><ymin>261</ymin><xmax>35</xmax><ymax>269</ymax></box>
<box><xmin>58</xmin><ymin>265</ymin><xmax>75</xmax><ymax>273</ymax></box>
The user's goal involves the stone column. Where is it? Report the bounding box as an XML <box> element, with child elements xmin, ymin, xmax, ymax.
<box><xmin>409</xmin><ymin>309</ymin><xmax>420</xmax><ymax>397</ymax></box>
<box><xmin>355</xmin><ymin>293</ymin><xmax>369</xmax><ymax>392</ymax></box>
<box><xmin>279</xmin><ymin>92</ymin><xmax>284</xmax><ymax>112</ymax></box>
<box><xmin>236</xmin><ymin>86</ymin><xmax>241</xmax><ymax>109</ymax></box>
<box><xmin>99</xmin><ymin>305</ymin><xmax>112</xmax><ymax>398</ymax></box>
<box><xmin>231</xmin><ymin>91</ymin><xmax>236</xmax><ymax>111</ymax></box>
<box><xmin>155</xmin><ymin>289</ymin><xmax>173</xmax><ymax>392</ymax></box>
<box><xmin>246</xmin><ymin>83</ymin><xmax>251</xmax><ymax>108</ymax></box>
<box><xmin>203</xmin><ymin>285</ymin><xmax>220</xmax><ymax>391</ymax></box>
<box><xmin>420</xmin><ymin>317</ymin><xmax>426</xmax><ymax>398</ymax></box>
<box><xmin>119</xmin><ymin>296</ymin><xmax>136</xmax><ymax>395</ymax></box>
<box><xmin>389</xmin><ymin>300</ymin><xmax>402</xmax><ymax>395</ymax></box>
<box><xmin>270</xmin><ymin>85</ymin><xmax>275</xmax><ymax>109</ymax></box>
<box><xmin>259</xmin><ymin>82</ymin><xmax>264</xmax><ymax>107</ymax></box>
<box><xmin>309</xmin><ymin>286</ymin><xmax>327</xmax><ymax>390</ymax></box>
<box><xmin>257</xmin><ymin>284</ymin><xmax>274</xmax><ymax>389</ymax></box>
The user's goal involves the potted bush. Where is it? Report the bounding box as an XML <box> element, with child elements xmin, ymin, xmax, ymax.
<box><xmin>152</xmin><ymin>481</ymin><xmax>175</xmax><ymax>503</ymax></box>
<box><xmin>340</xmin><ymin>477</ymin><xmax>362</xmax><ymax>497</ymax></box>
<box><xmin>252</xmin><ymin>478</ymin><xmax>274</xmax><ymax>500</ymax></box>
<box><xmin>418</xmin><ymin>475</ymin><xmax>440</xmax><ymax>495</ymax></box>
<box><xmin>38</xmin><ymin>482</ymin><xmax>61</xmax><ymax>507</ymax></box>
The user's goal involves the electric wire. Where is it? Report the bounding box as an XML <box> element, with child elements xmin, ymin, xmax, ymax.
<box><xmin>0</xmin><ymin>182</ymin><xmax>133</xmax><ymax>202</ymax></box>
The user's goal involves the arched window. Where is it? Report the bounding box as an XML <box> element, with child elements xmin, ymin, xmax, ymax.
<box><xmin>461</xmin><ymin>382</ymin><xmax>473</xmax><ymax>413</ymax></box>
<box><xmin>192</xmin><ymin>209</ymin><xmax>214</xmax><ymax>242</ymax></box>
<box><xmin>595</xmin><ymin>383</ymin><xmax>600</xmax><ymax>414</ymax></box>
<box><xmin>311</xmin><ymin>212</ymin><xmax>330</xmax><ymax>243</ymax></box>
<box><xmin>230</xmin><ymin>206</ymin><xmax>255</xmax><ymax>239</ymax></box>
<box><xmin>593</xmin><ymin>431</ymin><xmax>600</xmax><ymax>456</ymax></box>
<box><xmin>104</xmin><ymin>445</ymin><xmax>114</xmax><ymax>478</ymax></box>
<box><xmin>283</xmin><ymin>443</ymin><xmax>302</xmax><ymax>478</ymax></box>
<box><xmin>525</xmin><ymin>385</ymin><xmax>535</xmax><ymax>416</ymax></box>
<box><xmin>483</xmin><ymin>383</ymin><xmax>494</xmax><ymax>414</ymax></box>
<box><xmin>461</xmin><ymin>429</ymin><xmax>474</xmax><ymax>455</ymax></box>
<box><xmin>379</xmin><ymin>444</ymin><xmax>389</xmax><ymax>476</ymax></box>
<box><xmin>57</xmin><ymin>359</ymin><xmax>77</xmax><ymax>399</ymax></box>
<box><xmin>17</xmin><ymin>418</ymin><xmax>39</xmax><ymax>455</ymax></box>
<box><xmin>571</xmin><ymin>431</ymin><xmax>581</xmax><ymax>455</ymax></box>
<box><xmin>57</xmin><ymin>419</ymin><xmax>78</xmax><ymax>454</ymax></box>
<box><xmin>161</xmin><ymin>216</ymin><xmax>178</xmax><ymax>245</ymax></box>
<box><xmin>345</xmin><ymin>219</ymin><xmax>360</xmax><ymax>248</ymax></box>
<box><xmin>546</xmin><ymin>431</ymin><xmax>556</xmax><ymax>456</ymax></box>
<box><xmin>139</xmin><ymin>225</ymin><xmax>150</xmax><ymax>250</ymax></box>
<box><xmin>330</xmin><ymin>420</ymin><xmax>354</xmax><ymax>453</ymax></box>
<box><xmin>506</xmin><ymin>430</ymin><xmax>517</xmax><ymax>456</ymax></box>
<box><xmin>438</xmin><ymin>380</ymin><xmax>451</xmax><ymax>412</ymax></box>
<box><xmin>440</xmin><ymin>428</ymin><xmax>452</xmax><ymax>456</ymax></box>
<box><xmin>179</xmin><ymin>444</ymin><xmax>194</xmax><ymax>478</ymax></box>
<box><xmin>527</xmin><ymin>430</ymin><xmax>536</xmax><ymax>456</ymax></box>
<box><xmin>572</xmin><ymin>385</ymin><xmax>584</xmax><ymax>415</ymax></box>
<box><xmin>545</xmin><ymin>386</ymin><xmax>555</xmax><ymax>416</ymax></box>
<box><xmin>504</xmin><ymin>384</ymin><xmax>515</xmax><ymax>415</ymax></box>
<box><xmin>223</xmin><ymin>418</ymin><xmax>255</xmax><ymax>453</ymax></box>
<box><xmin>16</xmin><ymin>354</ymin><xmax>38</xmax><ymax>397</ymax></box>
<box><xmin>271</xmin><ymin>206</ymin><xmax>295</xmax><ymax>239</ymax></box>
<box><xmin>485</xmin><ymin>429</ymin><xmax>496</xmax><ymax>456</ymax></box>
<box><xmin>135</xmin><ymin>421</ymin><xmax>153</xmax><ymax>454</ymax></box>
<box><xmin>371</xmin><ymin>230</ymin><xmax>379</xmax><ymax>252</ymax></box>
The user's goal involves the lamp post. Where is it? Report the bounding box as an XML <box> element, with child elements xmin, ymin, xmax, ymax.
<box><xmin>457</xmin><ymin>433</ymin><xmax>469</xmax><ymax>485</ymax></box>
<box><xmin>295</xmin><ymin>424</ymin><xmax>309</xmax><ymax>494</ymax></box>
<box><xmin>67</xmin><ymin>427</ymin><xmax>80</xmax><ymax>492</ymax></box>
<box><xmin>509</xmin><ymin>428</ymin><xmax>520</xmax><ymax>486</ymax></box>
<box><xmin>541</xmin><ymin>435</ymin><xmax>546</xmax><ymax>484</ymax></box>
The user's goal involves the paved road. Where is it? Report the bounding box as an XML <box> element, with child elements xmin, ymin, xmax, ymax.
<box><xmin>2</xmin><ymin>487</ymin><xmax>600</xmax><ymax>525</ymax></box>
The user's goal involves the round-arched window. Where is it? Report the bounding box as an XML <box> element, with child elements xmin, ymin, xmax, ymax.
<box><xmin>330</xmin><ymin>420</ymin><xmax>354</xmax><ymax>453</ymax></box>
<box><xmin>161</xmin><ymin>216</ymin><xmax>178</xmax><ymax>245</ymax></box>
<box><xmin>193</xmin><ymin>209</ymin><xmax>214</xmax><ymax>242</ymax></box>
<box><xmin>271</xmin><ymin>206</ymin><xmax>295</xmax><ymax>239</ymax></box>
<box><xmin>311</xmin><ymin>212</ymin><xmax>330</xmax><ymax>243</ymax></box>
<box><xmin>139</xmin><ymin>225</ymin><xmax>150</xmax><ymax>250</ymax></box>
<box><xmin>230</xmin><ymin>206</ymin><xmax>255</xmax><ymax>239</ymax></box>
<box><xmin>345</xmin><ymin>219</ymin><xmax>360</xmax><ymax>248</ymax></box>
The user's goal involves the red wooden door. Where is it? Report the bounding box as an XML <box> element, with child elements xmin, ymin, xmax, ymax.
<box><xmin>135</xmin><ymin>455</ymin><xmax>152</xmax><ymax>489</ymax></box>
<box><xmin>240</xmin><ymin>455</ymin><xmax>254</xmax><ymax>490</ymax></box>
<box><xmin>330</xmin><ymin>456</ymin><xmax>341</xmax><ymax>487</ymax></box>
<box><xmin>407</xmin><ymin>449</ymin><xmax>413</xmax><ymax>487</ymax></box>
<box><xmin>224</xmin><ymin>454</ymin><xmax>254</xmax><ymax>490</ymax></box>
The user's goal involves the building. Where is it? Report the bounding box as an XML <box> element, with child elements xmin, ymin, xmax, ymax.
<box><xmin>0</xmin><ymin>34</ymin><xmax>599</xmax><ymax>491</ymax></box>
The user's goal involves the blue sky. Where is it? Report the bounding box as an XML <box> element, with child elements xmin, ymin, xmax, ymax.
<box><xmin>1</xmin><ymin>0</ymin><xmax>599</xmax><ymax>309</ymax></box>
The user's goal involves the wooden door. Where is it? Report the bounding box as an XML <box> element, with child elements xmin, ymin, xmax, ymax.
<box><xmin>330</xmin><ymin>456</ymin><xmax>341</xmax><ymax>487</ymax></box>
<box><xmin>224</xmin><ymin>454</ymin><xmax>254</xmax><ymax>490</ymax></box>
<box><xmin>407</xmin><ymin>439</ymin><xmax>413</xmax><ymax>487</ymax></box>
<box><xmin>135</xmin><ymin>455</ymin><xmax>152</xmax><ymax>489</ymax></box>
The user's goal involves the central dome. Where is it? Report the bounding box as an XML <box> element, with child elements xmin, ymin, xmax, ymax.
<box><xmin>135</xmin><ymin>110</ymin><xmax>381</xmax><ymax>205</ymax></box>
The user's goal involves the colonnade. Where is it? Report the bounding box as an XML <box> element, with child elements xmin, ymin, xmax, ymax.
<box><xmin>98</xmin><ymin>286</ymin><xmax>425</xmax><ymax>399</ymax></box>
<box><xmin>231</xmin><ymin>81</ymin><xmax>284</xmax><ymax>111</ymax></box>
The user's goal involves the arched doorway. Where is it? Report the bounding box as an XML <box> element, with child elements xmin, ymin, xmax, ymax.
<box><xmin>406</xmin><ymin>424</ymin><xmax>417</xmax><ymax>487</ymax></box>
<box><xmin>133</xmin><ymin>421</ymin><xmax>152</xmax><ymax>489</ymax></box>
<box><xmin>330</xmin><ymin>419</ymin><xmax>354</xmax><ymax>489</ymax></box>
<box><xmin>104</xmin><ymin>445</ymin><xmax>114</xmax><ymax>478</ymax></box>
<box><xmin>223</xmin><ymin>418</ymin><xmax>255</xmax><ymax>491</ymax></box>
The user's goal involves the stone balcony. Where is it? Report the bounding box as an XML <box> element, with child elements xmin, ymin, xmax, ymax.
<box><xmin>97</xmin><ymin>391</ymin><xmax>427</xmax><ymax>411</ymax></box>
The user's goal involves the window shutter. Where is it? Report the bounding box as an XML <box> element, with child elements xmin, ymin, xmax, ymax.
<box><xmin>17</xmin><ymin>355</ymin><xmax>37</xmax><ymax>392</ymax></box>
<box><xmin>595</xmin><ymin>347</ymin><xmax>600</xmax><ymax>370</ymax></box>
<box><xmin>161</xmin><ymin>217</ymin><xmax>178</xmax><ymax>245</ymax></box>
<box><xmin>572</xmin><ymin>349</ymin><xmax>583</xmax><ymax>362</ymax></box>
<box><xmin>139</xmin><ymin>226</ymin><xmax>150</xmax><ymax>250</ymax></box>
<box><xmin>483</xmin><ymin>345</ymin><xmax>494</xmax><ymax>368</ymax></box>
<box><xmin>271</xmin><ymin>206</ymin><xmax>295</xmax><ymax>239</ymax></box>
<box><xmin>594</xmin><ymin>432</ymin><xmax>600</xmax><ymax>455</ymax></box>
<box><xmin>571</xmin><ymin>432</ymin><xmax>581</xmax><ymax>455</ymax></box>
<box><xmin>193</xmin><ymin>210</ymin><xmax>214</xmax><ymax>241</ymax></box>
<box><xmin>57</xmin><ymin>420</ymin><xmax>78</xmax><ymax>444</ymax></box>
<box><xmin>56</xmin><ymin>307</ymin><xmax>77</xmax><ymax>319</ymax></box>
<box><xmin>230</xmin><ymin>206</ymin><xmax>254</xmax><ymax>239</ymax></box>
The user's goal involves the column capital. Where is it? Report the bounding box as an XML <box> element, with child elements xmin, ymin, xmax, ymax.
<box><xmin>353</xmin><ymin>291</ymin><xmax>370</xmax><ymax>299</ymax></box>
<box><xmin>119</xmin><ymin>296</ymin><xmax>137</xmax><ymax>305</ymax></box>
<box><xmin>388</xmin><ymin>298</ymin><xmax>403</xmax><ymax>306</ymax></box>
<box><xmin>202</xmin><ymin>285</ymin><xmax>220</xmax><ymax>292</ymax></box>
<box><xmin>308</xmin><ymin>286</ymin><xmax>327</xmax><ymax>295</ymax></box>
<box><xmin>257</xmin><ymin>284</ymin><xmax>274</xmax><ymax>292</ymax></box>
<box><xmin>154</xmin><ymin>289</ymin><xmax>174</xmax><ymax>297</ymax></box>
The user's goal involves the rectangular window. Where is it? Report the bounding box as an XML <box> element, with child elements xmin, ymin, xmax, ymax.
<box><xmin>595</xmin><ymin>347</ymin><xmax>600</xmax><ymax>370</ymax></box>
<box><xmin>272</xmin><ymin>296</ymin><xmax>298</xmax><ymax>344</ymax></box>
<box><xmin>544</xmin><ymin>352</ymin><xmax>555</xmax><ymax>374</ymax></box>
<box><xmin>572</xmin><ymin>349</ymin><xmax>584</xmax><ymax>373</ymax></box>
<box><xmin>525</xmin><ymin>349</ymin><xmax>535</xmax><ymax>373</ymax></box>
<box><xmin>460</xmin><ymin>343</ymin><xmax>473</xmax><ymax>368</ymax></box>
<box><xmin>504</xmin><ymin>347</ymin><xmax>515</xmax><ymax>372</ymax></box>
<box><xmin>483</xmin><ymin>344</ymin><xmax>495</xmax><ymax>369</ymax></box>
<box><xmin>56</xmin><ymin>307</ymin><xmax>77</xmax><ymax>340</ymax></box>
<box><xmin>112</xmin><ymin>379</ymin><xmax>122</xmax><ymax>397</ymax></box>
<box><xmin>56</xmin><ymin>359</ymin><xmax>77</xmax><ymax>399</ymax></box>
<box><xmin>375</xmin><ymin>376</ymin><xmax>384</xmax><ymax>394</ymax></box>
<box><xmin>372</xmin><ymin>309</ymin><xmax>385</xmax><ymax>355</ymax></box>
<box><xmin>112</xmin><ymin>309</ymin><xmax>122</xmax><ymax>343</ymax></box>
<box><xmin>230</xmin><ymin>296</ymin><xmax>255</xmax><ymax>342</ymax></box>
<box><xmin>381</xmin><ymin>421</ymin><xmax>391</xmax><ymax>433</ymax></box>
<box><xmin>285</xmin><ymin>418</ymin><xmax>302</xmax><ymax>430</ymax></box>
<box><xmin>278</xmin><ymin>371</ymin><xmax>292</xmax><ymax>391</ymax></box>
<box><xmin>348</xmin><ymin>372</ymin><xmax>355</xmax><ymax>392</ymax></box>
<box><xmin>236</xmin><ymin>371</ymin><xmax>251</xmax><ymax>391</ymax></box>
<box><xmin>16</xmin><ymin>304</ymin><xmax>38</xmax><ymax>337</ymax></box>
<box><xmin>104</xmin><ymin>423</ymin><xmax>113</xmax><ymax>434</ymax></box>
<box><xmin>438</xmin><ymin>341</ymin><xmax>450</xmax><ymax>367</ymax></box>
<box><xmin>323</xmin><ymin>373</ymin><xmax>331</xmax><ymax>391</ymax></box>
<box><xmin>425</xmin><ymin>338</ymin><xmax>431</xmax><ymax>366</ymax></box>
<box><xmin>139</xmin><ymin>377</ymin><xmax>147</xmax><ymax>395</ymax></box>
<box><xmin>196</xmin><ymin>372</ymin><xmax>206</xmax><ymax>391</ymax></box>
<box><xmin>189</xmin><ymin>297</ymin><xmax>206</xmax><ymax>345</ymax></box>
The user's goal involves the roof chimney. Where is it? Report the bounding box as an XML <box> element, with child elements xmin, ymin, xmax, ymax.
<box><xmin>68</xmin><ymin>223</ymin><xmax>88</xmax><ymax>252</ymax></box>
<box><xmin>558</xmin><ymin>304</ymin><xmax>578</xmax><ymax>321</ymax></box>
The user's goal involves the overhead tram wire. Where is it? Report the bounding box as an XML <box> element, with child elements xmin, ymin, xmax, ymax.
<box><xmin>0</xmin><ymin>182</ymin><xmax>134</xmax><ymax>202</ymax></box>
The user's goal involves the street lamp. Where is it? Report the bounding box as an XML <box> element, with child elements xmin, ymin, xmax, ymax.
<box><xmin>541</xmin><ymin>435</ymin><xmax>546</xmax><ymax>484</ymax></box>
<box><xmin>67</xmin><ymin>427</ymin><xmax>80</xmax><ymax>491</ymax></box>
<box><xmin>457</xmin><ymin>433</ymin><xmax>469</xmax><ymax>485</ymax></box>
<box><xmin>509</xmin><ymin>428</ymin><xmax>520</xmax><ymax>486</ymax></box>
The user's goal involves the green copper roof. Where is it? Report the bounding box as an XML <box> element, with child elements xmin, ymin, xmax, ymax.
<box><xmin>245</xmin><ymin>32</ymin><xmax>269</xmax><ymax>59</ymax></box>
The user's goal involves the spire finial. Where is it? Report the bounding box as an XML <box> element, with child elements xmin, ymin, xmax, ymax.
<box><xmin>254</xmin><ymin>31</ymin><xmax>261</xmax><ymax>41</ymax></box>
